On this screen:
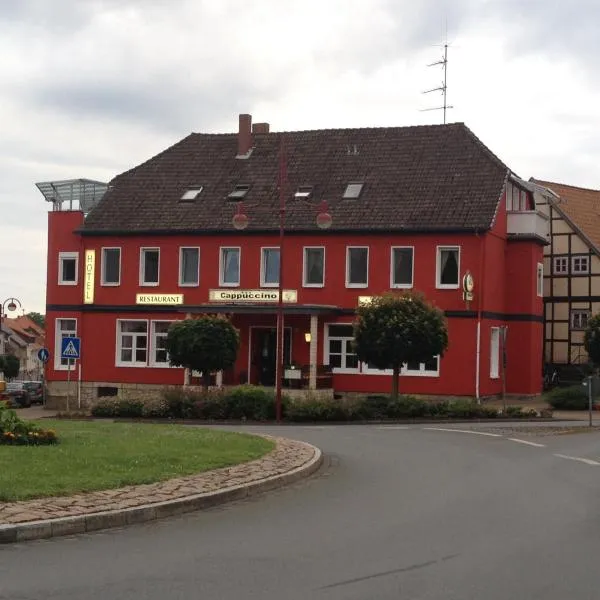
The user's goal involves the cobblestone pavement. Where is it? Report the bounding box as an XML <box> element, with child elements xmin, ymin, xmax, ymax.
<box><xmin>0</xmin><ymin>437</ymin><xmax>315</xmax><ymax>525</ymax></box>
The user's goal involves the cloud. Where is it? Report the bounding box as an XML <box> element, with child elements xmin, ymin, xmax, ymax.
<box><xmin>0</xmin><ymin>0</ymin><xmax>599</xmax><ymax>314</ymax></box>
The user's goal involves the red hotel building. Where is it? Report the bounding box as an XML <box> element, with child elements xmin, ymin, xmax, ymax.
<box><xmin>39</xmin><ymin>115</ymin><xmax>550</xmax><ymax>408</ymax></box>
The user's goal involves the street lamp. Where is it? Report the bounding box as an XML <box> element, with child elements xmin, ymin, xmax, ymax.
<box><xmin>0</xmin><ymin>297</ymin><xmax>22</xmax><ymax>355</ymax></box>
<box><xmin>232</xmin><ymin>137</ymin><xmax>332</xmax><ymax>422</ymax></box>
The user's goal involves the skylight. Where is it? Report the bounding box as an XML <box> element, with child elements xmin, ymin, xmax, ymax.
<box><xmin>180</xmin><ymin>187</ymin><xmax>203</xmax><ymax>202</ymax></box>
<box><xmin>228</xmin><ymin>184</ymin><xmax>250</xmax><ymax>200</ymax></box>
<box><xmin>294</xmin><ymin>186</ymin><xmax>313</xmax><ymax>199</ymax></box>
<box><xmin>343</xmin><ymin>182</ymin><xmax>364</xmax><ymax>199</ymax></box>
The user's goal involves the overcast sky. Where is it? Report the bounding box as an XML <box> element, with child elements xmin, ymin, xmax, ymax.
<box><xmin>1</xmin><ymin>0</ymin><xmax>599</xmax><ymax>315</ymax></box>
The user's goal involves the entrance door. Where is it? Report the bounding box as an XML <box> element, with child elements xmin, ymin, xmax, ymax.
<box><xmin>251</xmin><ymin>328</ymin><xmax>291</xmax><ymax>386</ymax></box>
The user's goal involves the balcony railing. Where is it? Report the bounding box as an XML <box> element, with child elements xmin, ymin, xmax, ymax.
<box><xmin>506</xmin><ymin>210</ymin><xmax>550</xmax><ymax>243</ymax></box>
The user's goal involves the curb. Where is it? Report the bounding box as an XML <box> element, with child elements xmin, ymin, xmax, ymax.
<box><xmin>0</xmin><ymin>443</ymin><xmax>323</xmax><ymax>545</ymax></box>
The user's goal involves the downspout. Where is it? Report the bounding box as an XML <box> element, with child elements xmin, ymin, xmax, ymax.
<box><xmin>475</xmin><ymin>231</ymin><xmax>486</xmax><ymax>403</ymax></box>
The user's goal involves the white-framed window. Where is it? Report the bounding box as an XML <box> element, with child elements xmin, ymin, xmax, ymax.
<box><xmin>325</xmin><ymin>322</ymin><xmax>441</xmax><ymax>377</ymax></box>
<box><xmin>140</xmin><ymin>248</ymin><xmax>159</xmax><ymax>286</ymax></box>
<box><xmin>436</xmin><ymin>246</ymin><xmax>460</xmax><ymax>289</ymax></box>
<box><xmin>490</xmin><ymin>327</ymin><xmax>500</xmax><ymax>379</ymax></box>
<box><xmin>537</xmin><ymin>263</ymin><xmax>544</xmax><ymax>297</ymax></box>
<box><xmin>346</xmin><ymin>247</ymin><xmax>369</xmax><ymax>287</ymax></box>
<box><xmin>260</xmin><ymin>247</ymin><xmax>280</xmax><ymax>287</ymax></box>
<box><xmin>54</xmin><ymin>318</ymin><xmax>77</xmax><ymax>370</ymax></box>
<box><xmin>150</xmin><ymin>321</ymin><xmax>173</xmax><ymax>367</ymax></box>
<box><xmin>303</xmin><ymin>247</ymin><xmax>325</xmax><ymax>287</ymax></box>
<box><xmin>101</xmin><ymin>247</ymin><xmax>121</xmax><ymax>286</ymax></box>
<box><xmin>116</xmin><ymin>320</ymin><xmax>148</xmax><ymax>367</ymax></box>
<box><xmin>402</xmin><ymin>356</ymin><xmax>440</xmax><ymax>377</ymax></box>
<box><xmin>179</xmin><ymin>247</ymin><xmax>200</xmax><ymax>286</ymax></box>
<box><xmin>571</xmin><ymin>310</ymin><xmax>591</xmax><ymax>331</ymax></box>
<box><xmin>572</xmin><ymin>255</ymin><xmax>589</xmax><ymax>274</ymax></box>
<box><xmin>506</xmin><ymin>184</ymin><xmax>530</xmax><ymax>212</ymax></box>
<box><xmin>58</xmin><ymin>252</ymin><xmax>78</xmax><ymax>285</ymax></box>
<box><xmin>324</xmin><ymin>324</ymin><xmax>360</xmax><ymax>372</ymax></box>
<box><xmin>391</xmin><ymin>247</ymin><xmax>414</xmax><ymax>288</ymax></box>
<box><xmin>553</xmin><ymin>256</ymin><xmax>568</xmax><ymax>275</ymax></box>
<box><xmin>220</xmin><ymin>247</ymin><xmax>240</xmax><ymax>286</ymax></box>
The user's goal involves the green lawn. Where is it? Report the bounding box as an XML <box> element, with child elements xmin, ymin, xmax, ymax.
<box><xmin>0</xmin><ymin>420</ymin><xmax>274</xmax><ymax>501</ymax></box>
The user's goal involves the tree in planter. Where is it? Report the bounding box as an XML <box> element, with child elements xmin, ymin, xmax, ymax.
<box><xmin>0</xmin><ymin>354</ymin><xmax>20</xmax><ymax>380</ymax></box>
<box><xmin>584</xmin><ymin>314</ymin><xmax>600</xmax><ymax>371</ymax></box>
<box><xmin>354</xmin><ymin>292</ymin><xmax>449</xmax><ymax>400</ymax></box>
<box><xmin>165</xmin><ymin>316</ymin><xmax>240</xmax><ymax>391</ymax></box>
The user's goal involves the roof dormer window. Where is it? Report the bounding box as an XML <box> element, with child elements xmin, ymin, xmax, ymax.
<box><xmin>343</xmin><ymin>182</ymin><xmax>364</xmax><ymax>199</ymax></box>
<box><xmin>180</xmin><ymin>187</ymin><xmax>203</xmax><ymax>202</ymax></box>
<box><xmin>228</xmin><ymin>184</ymin><xmax>250</xmax><ymax>200</ymax></box>
<box><xmin>294</xmin><ymin>186</ymin><xmax>313</xmax><ymax>199</ymax></box>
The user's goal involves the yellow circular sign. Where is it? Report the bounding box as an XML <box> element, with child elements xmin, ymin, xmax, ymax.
<box><xmin>463</xmin><ymin>272</ymin><xmax>474</xmax><ymax>293</ymax></box>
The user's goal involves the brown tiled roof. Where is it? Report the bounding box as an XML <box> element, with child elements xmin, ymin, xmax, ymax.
<box><xmin>533</xmin><ymin>179</ymin><xmax>600</xmax><ymax>251</ymax></box>
<box><xmin>82</xmin><ymin>123</ymin><xmax>509</xmax><ymax>234</ymax></box>
<box><xmin>4</xmin><ymin>316</ymin><xmax>45</xmax><ymax>346</ymax></box>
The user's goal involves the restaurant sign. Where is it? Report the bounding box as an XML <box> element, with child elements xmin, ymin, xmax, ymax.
<box><xmin>136</xmin><ymin>294</ymin><xmax>184</xmax><ymax>305</ymax></box>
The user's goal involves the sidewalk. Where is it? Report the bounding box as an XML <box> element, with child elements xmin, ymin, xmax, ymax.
<box><xmin>15</xmin><ymin>406</ymin><xmax>58</xmax><ymax>419</ymax></box>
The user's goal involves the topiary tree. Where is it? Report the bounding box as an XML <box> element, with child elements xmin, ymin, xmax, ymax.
<box><xmin>165</xmin><ymin>316</ymin><xmax>240</xmax><ymax>391</ymax></box>
<box><xmin>354</xmin><ymin>292</ymin><xmax>449</xmax><ymax>400</ymax></box>
<box><xmin>0</xmin><ymin>354</ymin><xmax>20</xmax><ymax>380</ymax></box>
<box><xmin>584</xmin><ymin>313</ymin><xmax>600</xmax><ymax>371</ymax></box>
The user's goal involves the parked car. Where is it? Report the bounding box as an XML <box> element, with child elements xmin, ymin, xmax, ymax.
<box><xmin>4</xmin><ymin>382</ymin><xmax>32</xmax><ymax>408</ymax></box>
<box><xmin>22</xmin><ymin>381</ymin><xmax>43</xmax><ymax>404</ymax></box>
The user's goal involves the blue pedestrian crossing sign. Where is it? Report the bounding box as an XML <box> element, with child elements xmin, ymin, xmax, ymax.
<box><xmin>61</xmin><ymin>337</ymin><xmax>81</xmax><ymax>360</ymax></box>
<box><xmin>37</xmin><ymin>348</ymin><xmax>50</xmax><ymax>363</ymax></box>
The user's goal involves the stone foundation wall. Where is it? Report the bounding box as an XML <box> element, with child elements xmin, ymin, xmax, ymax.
<box><xmin>45</xmin><ymin>381</ymin><xmax>335</xmax><ymax>410</ymax></box>
<box><xmin>46</xmin><ymin>381</ymin><xmax>168</xmax><ymax>411</ymax></box>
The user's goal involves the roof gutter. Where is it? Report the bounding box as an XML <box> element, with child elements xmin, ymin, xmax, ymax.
<box><xmin>77</xmin><ymin>226</ymin><xmax>492</xmax><ymax>237</ymax></box>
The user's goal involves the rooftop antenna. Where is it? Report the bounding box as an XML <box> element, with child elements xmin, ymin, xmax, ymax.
<box><xmin>422</xmin><ymin>24</ymin><xmax>454</xmax><ymax>124</ymax></box>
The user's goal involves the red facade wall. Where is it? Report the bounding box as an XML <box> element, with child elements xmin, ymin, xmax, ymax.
<box><xmin>46</xmin><ymin>206</ymin><xmax>544</xmax><ymax>398</ymax></box>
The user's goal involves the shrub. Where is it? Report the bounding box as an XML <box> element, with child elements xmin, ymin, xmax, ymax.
<box><xmin>387</xmin><ymin>396</ymin><xmax>430</xmax><ymax>418</ymax></box>
<box><xmin>545</xmin><ymin>385</ymin><xmax>589</xmax><ymax>410</ymax></box>
<box><xmin>162</xmin><ymin>388</ymin><xmax>197</xmax><ymax>419</ymax></box>
<box><xmin>192</xmin><ymin>390</ymin><xmax>229</xmax><ymax>420</ymax></box>
<box><xmin>117</xmin><ymin>399</ymin><xmax>144</xmax><ymax>418</ymax></box>
<box><xmin>91</xmin><ymin>398</ymin><xmax>144</xmax><ymax>418</ymax></box>
<box><xmin>91</xmin><ymin>398</ymin><xmax>120</xmax><ymax>417</ymax></box>
<box><xmin>0</xmin><ymin>402</ymin><xmax>58</xmax><ymax>446</ymax></box>
<box><xmin>223</xmin><ymin>385</ymin><xmax>278</xmax><ymax>421</ymax></box>
<box><xmin>444</xmin><ymin>400</ymin><xmax>499</xmax><ymax>419</ymax></box>
<box><xmin>505</xmin><ymin>405</ymin><xmax>537</xmax><ymax>418</ymax></box>
<box><xmin>286</xmin><ymin>395</ymin><xmax>348</xmax><ymax>422</ymax></box>
<box><xmin>360</xmin><ymin>395</ymin><xmax>391</xmax><ymax>420</ymax></box>
<box><xmin>141</xmin><ymin>397</ymin><xmax>169</xmax><ymax>419</ymax></box>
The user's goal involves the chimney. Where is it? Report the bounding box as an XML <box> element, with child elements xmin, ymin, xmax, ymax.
<box><xmin>237</xmin><ymin>114</ymin><xmax>252</xmax><ymax>157</ymax></box>
<box><xmin>252</xmin><ymin>122</ymin><xmax>270</xmax><ymax>134</ymax></box>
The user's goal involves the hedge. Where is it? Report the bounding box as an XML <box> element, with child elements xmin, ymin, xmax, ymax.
<box><xmin>88</xmin><ymin>388</ymin><xmax>540</xmax><ymax>422</ymax></box>
<box><xmin>545</xmin><ymin>385</ymin><xmax>590</xmax><ymax>410</ymax></box>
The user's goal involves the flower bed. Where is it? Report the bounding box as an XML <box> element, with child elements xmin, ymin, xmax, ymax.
<box><xmin>0</xmin><ymin>402</ymin><xmax>58</xmax><ymax>446</ymax></box>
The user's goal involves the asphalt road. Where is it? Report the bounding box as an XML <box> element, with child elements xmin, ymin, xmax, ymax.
<box><xmin>3</xmin><ymin>423</ymin><xmax>600</xmax><ymax>599</ymax></box>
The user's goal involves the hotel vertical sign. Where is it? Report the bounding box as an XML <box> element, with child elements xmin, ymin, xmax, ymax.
<box><xmin>84</xmin><ymin>250</ymin><xmax>95</xmax><ymax>304</ymax></box>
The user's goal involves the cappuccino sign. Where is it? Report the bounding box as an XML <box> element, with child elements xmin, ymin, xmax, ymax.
<box><xmin>209</xmin><ymin>289</ymin><xmax>298</xmax><ymax>303</ymax></box>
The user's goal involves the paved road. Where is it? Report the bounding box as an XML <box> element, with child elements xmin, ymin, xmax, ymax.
<box><xmin>3</xmin><ymin>424</ymin><xmax>600</xmax><ymax>599</ymax></box>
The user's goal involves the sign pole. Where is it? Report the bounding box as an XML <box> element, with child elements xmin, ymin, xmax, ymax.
<box><xmin>588</xmin><ymin>375</ymin><xmax>593</xmax><ymax>428</ymax></box>
<box><xmin>66</xmin><ymin>359</ymin><xmax>71</xmax><ymax>412</ymax></box>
